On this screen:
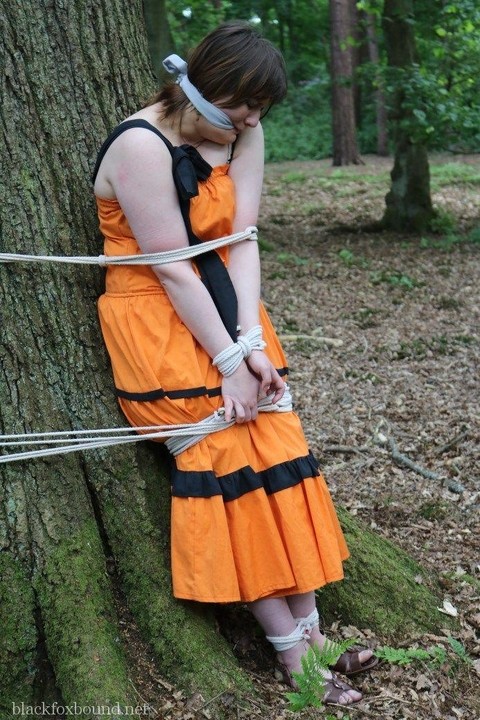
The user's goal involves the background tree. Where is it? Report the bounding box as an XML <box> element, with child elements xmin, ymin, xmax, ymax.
<box><xmin>0</xmin><ymin>0</ymin><xmax>461</xmax><ymax>716</ymax></box>
<box><xmin>329</xmin><ymin>0</ymin><xmax>363</xmax><ymax>165</ymax></box>
<box><xmin>144</xmin><ymin>0</ymin><xmax>174</xmax><ymax>78</ymax></box>
<box><xmin>361</xmin><ymin>6</ymin><xmax>389</xmax><ymax>155</ymax></box>
<box><xmin>381</xmin><ymin>0</ymin><xmax>434</xmax><ymax>231</ymax></box>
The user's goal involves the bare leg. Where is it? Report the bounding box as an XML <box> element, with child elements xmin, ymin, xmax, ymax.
<box><xmin>248</xmin><ymin>597</ymin><xmax>307</xmax><ymax>673</ymax></box>
<box><xmin>287</xmin><ymin>591</ymin><xmax>373</xmax><ymax>666</ymax></box>
<box><xmin>248</xmin><ymin>596</ymin><xmax>362</xmax><ymax>704</ymax></box>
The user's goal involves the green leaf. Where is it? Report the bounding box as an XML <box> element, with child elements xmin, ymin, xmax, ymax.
<box><xmin>447</xmin><ymin>636</ymin><xmax>473</xmax><ymax>664</ymax></box>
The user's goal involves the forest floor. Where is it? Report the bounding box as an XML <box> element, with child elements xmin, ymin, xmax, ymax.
<box><xmin>126</xmin><ymin>154</ymin><xmax>480</xmax><ymax>720</ymax></box>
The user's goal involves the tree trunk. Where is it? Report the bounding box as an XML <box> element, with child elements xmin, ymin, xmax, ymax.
<box><xmin>329</xmin><ymin>0</ymin><xmax>363</xmax><ymax>165</ymax></box>
<box><xmin>0</xmin><ymin>1</ymin><xmax>453</xmax><ymax>716</ymax></box>
<box><xmin>0</xmin><ymin>1</ymin><xmax>248</xmax><ymax>715</ymax></box>
<box><xmin>143</xmin><ymin>0</ymin><xmax>175</xmax><ymax>79</ymax></box>
<box><xmin>382</xmin><ymin>0</ymin><xmax>434</xmax><ymax>231</ymax></box>
<box><xmin>365</xmin><ymin>12</ymin><xmax>389</xmax><ymax>156</ymax></box>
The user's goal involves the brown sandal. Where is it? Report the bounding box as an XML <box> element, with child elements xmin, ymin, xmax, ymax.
<box><xmin>275</xmin><ymin>664</ymin><xmax>362</xmax><ymax>706</ymax></box>
<box><xmin>331</xmin><ymin>646</ymin><xmax>378</xmax><ymax>677</ymax></box>
<box><xmin>323</xmin><ymin>673</ymin><xmax>363</xmax><ymax>705</ymax></box>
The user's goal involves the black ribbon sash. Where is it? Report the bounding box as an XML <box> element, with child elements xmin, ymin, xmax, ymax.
<box><xmin>93</xmin><ymin>120</ymin><xmax>239</xmax><ymax>341</ymax></box>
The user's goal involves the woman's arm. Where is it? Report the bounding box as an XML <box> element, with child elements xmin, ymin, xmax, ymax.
<box><xmin>100</xmin><ymin>128</ymin><xmax>260</xmax><ymax>421</ymax></box>
<box><xmin>228</xmin><ymin>124</ymin><xmax>285</xmax><ymax>402</ymax></box>
<box><xmin>227</xmin><ymin>123</ymin><xmax>264</xmax><ymax>332</ymax></box>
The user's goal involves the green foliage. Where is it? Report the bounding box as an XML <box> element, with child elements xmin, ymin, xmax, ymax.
<box><xmin>369</xmin><ymin>269</ymin><xmax>420</xmax><ymax>289</ymax></box>
<box><xmin>428</xmin><ymin>208</ymin><xmax>457</xmax><ymax>235</ymax></box>
<box><xmin>430</xmin><ymin>162</ymin><xmax>480</xmax><ymax>187</ymax></box>
<box><xmin>338</xmin><ymin>249</ymin><xmax>370</xmax><ymax>268</ymax></box>
<box><xmin>286</xmin><ymin>638</ymin><xmax>356</xmax><ymax>712</ymax></box>
<box><xmin>447</xmin><ymin>636</ymin><xmax>473</xmax><ymax>665</ymax></box>
<box><xmin>380</xmin><ymin>1</ymin><xmax>480</xmax><ymax>152</ymax></box>
<box><xmin>377</xmin><ymin>637</ymin><xmax>473</xmax><ymax>669</ymax></box>
<box><xmin>376</xmin><ymin>645</ymin><xmax>432</xmax><ymax>666</ymax></box>
<box><xmin>467</xmin><ymin>226</ymin><xmax>480</xmax><ymax>243</ymax></box>
<box><xmin>263</xmin><ymin>82</ymin><xmax>332</xmax><ymax>162</ymax></box>
<box><xmin>167</xmin><ymin>0</ymin><xmax>228</xmax><ymax>52</ymax></box>
<box><xmin>419</xmin><ymin>235</ymin><xmax>461</xmax><ymax>251</ymax></box>
<box><xmin>277</xmin><ymin>251</ymin><xmax>309</xmax><ymax>266</ymax></box>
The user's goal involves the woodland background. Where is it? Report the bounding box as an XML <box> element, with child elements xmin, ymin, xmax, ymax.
<box><xmin>0</xmin><ymin>1</ymin><xmax>479</xmax><ymax>719</ymax></box>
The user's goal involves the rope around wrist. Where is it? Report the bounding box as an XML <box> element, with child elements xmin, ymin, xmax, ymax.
<box><xmin>212</xmin><ymin>325</ymin><xmax>266</xmax><ymax>377</ymax></box>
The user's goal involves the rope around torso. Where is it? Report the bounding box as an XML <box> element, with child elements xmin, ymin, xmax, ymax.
<box><xmin>0</xmin><ymin>227</ymin><xmax>258</xmax><ymax>266</ymax></box>
<box><xmin>0</xmin><ymin>226</ymin><xmax>292</xmax><ymax>464</ymax></box>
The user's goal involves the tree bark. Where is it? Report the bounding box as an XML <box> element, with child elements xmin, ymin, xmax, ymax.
<box><xmin>0</xmin><ymin>1</ymin><xmax>248</xmax><ymax>715</ymax></box>
<box><xmin>0</xmin><ymin>1</ymin><xmax>453</xmax><ymax>716</ymax></box>
<box><xmin>329</xmin><ymin>0</ymin><xmax>363</xmax><ymax>165</ymax></box>
<box><xmin>382</xmin><ymin>0</ymin><xmax>434</xmax><ymax>230</ymax></box>
<box><xmin>143</xmin><ymin>0</ymin><xmax>175</xmax><ymax>79</ymax></box>
<box><xmin>365</xmin><ymin>12</ymin><xmax>389</xmax><ymax>156</ymax></box>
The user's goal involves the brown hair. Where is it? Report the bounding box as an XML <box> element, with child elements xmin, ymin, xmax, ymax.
<box><xmin>150</xmin><ymin>21</ymin><xmax>287</xmax><ymax>118</ymax></box>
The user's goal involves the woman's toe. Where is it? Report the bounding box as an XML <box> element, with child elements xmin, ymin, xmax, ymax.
<box><xmin>339</xmin><ymin>688</ymin><xmax>362</xmax><ymax>705</ymax></box>
<box><xmin>358</xmin><ymin>648</ymin><xmax>373</xmax><ymax>665</ymax></box>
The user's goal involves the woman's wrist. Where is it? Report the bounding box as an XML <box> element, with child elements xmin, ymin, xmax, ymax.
<box><xmin>212</xmin><ymin>325</ymin><xmax>266</xmax><ymax>376</ymax></box>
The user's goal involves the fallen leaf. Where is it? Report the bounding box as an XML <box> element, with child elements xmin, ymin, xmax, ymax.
<box><xmin>437</xmin><ymin>599</ymin><xmax>458</xmax><ymax>617</ymax></box>
<box><xmin>416</xmin><ymin>673</ymin><xmax>431</xmax><ymax>690</ymax></box>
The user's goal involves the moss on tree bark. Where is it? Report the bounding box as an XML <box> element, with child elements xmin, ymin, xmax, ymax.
<box><xmin>0</xmin><ymin>1</ymin><xmax>453</xmax><ymax>716</ymax></box>
<box><xmin>319</xmin><ymin>508</ymin><xmax>455</xmax><ymax>637</ymax></box>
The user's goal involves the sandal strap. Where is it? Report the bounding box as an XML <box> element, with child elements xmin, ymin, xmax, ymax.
<box><xmin>266</xmin><ymin>623</ymin><xmax>305</xmax><ymax>652</ymax></box>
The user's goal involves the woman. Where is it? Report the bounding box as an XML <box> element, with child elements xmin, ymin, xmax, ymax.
<box><xmin>93</xmin><ymin>21</ymin><xmax>376</xmax><ymax>705</ymax></box>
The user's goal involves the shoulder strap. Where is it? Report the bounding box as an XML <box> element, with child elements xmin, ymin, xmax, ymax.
<box><xmin>93</xmin><ymin>119</ymin><xmax>238</xmax><ymax>341</ymax></box>
<box><xmin>92</xmin><ymin>119</ymin><xmax>173</xmax><ymax>183</ymax></box>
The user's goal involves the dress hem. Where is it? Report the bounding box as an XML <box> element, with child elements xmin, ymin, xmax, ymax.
<box><xmin>172</xmin><ymin>569</ymin><xmax>348</xmax><ymax>604</ymax></box>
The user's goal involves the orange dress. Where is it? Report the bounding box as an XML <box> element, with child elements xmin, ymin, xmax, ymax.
<box><xmin>96</xmin><ymin>124</ymin><xmax>348</xmax><ymax>603</ymax></box>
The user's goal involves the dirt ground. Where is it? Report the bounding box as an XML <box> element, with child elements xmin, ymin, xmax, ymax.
<box><xmin>126</xmin><ymin>155</ymin><xmax>480</xmax><ymax>720</ymax></box>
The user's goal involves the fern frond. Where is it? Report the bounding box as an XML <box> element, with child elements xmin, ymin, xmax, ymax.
<box><xmin>447</xmin><ymin>636</ymin><xmax>473</xmax><ymax>664</ymax></box>
<box><xmin>286</xmin><ymin>638</ymin><xmax>358</xmax><ymax>712</ymax></box>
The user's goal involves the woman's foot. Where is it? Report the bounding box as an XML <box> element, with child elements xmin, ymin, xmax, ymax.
<box><xmin>276</xmin><ymin>640</ymin><xmax>362</xmax><ymax>705</ymax></box>
<box><xmin>307</xmin><ymin>624</ymin><xmax>376</xmax><ymax>676</ymax></box>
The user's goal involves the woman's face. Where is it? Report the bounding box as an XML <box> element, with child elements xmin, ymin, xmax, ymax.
<box><xmin>197</xmin><ymin>98</ymin><xmax>270</xmax><ymax>145</ymax></box>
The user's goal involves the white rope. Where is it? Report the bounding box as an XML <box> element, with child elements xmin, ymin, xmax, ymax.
<box><xmin>166</xmin><ymin>386</ymin><xmax>292</xmax><ymax>456</ymax></box>
<box><xmin>295</xmin><ymin>608</ymin><xmax>320</xmax><ymax>634</ymax></box>
<box><xmin>0</xmin><ymin>387</ymin><xmax>292</xmax><ymax>464</ymax></box>
<box><xmin>212</xmin><ymin>325</ymin><xmax>266</xmax><ymax>377</ymax></box>
<box><xmin>266</xmin><ymin>623</ymin><xmax>307</xmax><ymax>652</ymax></box>
<box><xmin>0</xmin><ymin>227</ymin><xmax>258</xmax><ymax>267</ymax></box>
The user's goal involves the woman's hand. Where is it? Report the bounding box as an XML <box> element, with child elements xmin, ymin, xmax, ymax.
<box><xmin>222</xmin><ymin>362</ymin><xmax>261</xmax><ymax>423</ymax></box>
<box><xmin>246</xmin><ymin>351</ymin><xmax>285</xmax><ymax>404</ymax></box>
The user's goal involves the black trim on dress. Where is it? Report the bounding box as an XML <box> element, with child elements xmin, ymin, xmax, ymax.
<box><xmin>115</xmin><ymin>367</ymin><xmax>289</xmax><ymax>402</ymax></box>
<box><xmin>171</xmin><ymin>451</ymin><xmax>321</xmax><ymax>501</ymax></box>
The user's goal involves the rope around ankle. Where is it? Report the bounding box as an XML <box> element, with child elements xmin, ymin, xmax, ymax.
<box><xmin>266</xmin><ymin>622</ymin><xmax>307</xmax><ymax>652</ymax></box>
<box><xmin>295</xmin><ymin>607</ymin><xmax>320</xmax><ymax>635</ymax></box>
